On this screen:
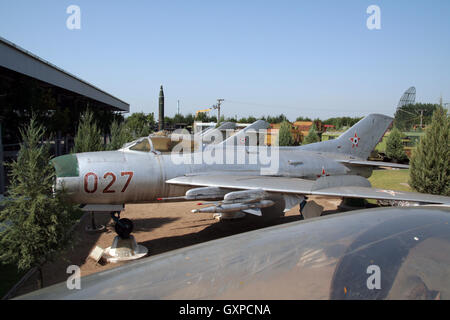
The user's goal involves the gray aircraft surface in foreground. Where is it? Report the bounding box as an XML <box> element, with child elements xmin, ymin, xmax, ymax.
<box><xmin>17</xmin><ymin>205</ymin><xmax>450</xmax><ymax>299</ymax></box>
<box><xmin>52</xmin><ymin>113</ymin><xmax>450</xmax><ymax>235</ymax></box>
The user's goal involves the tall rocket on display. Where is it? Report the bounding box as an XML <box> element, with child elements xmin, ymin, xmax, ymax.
<box><xmin>158</xmin><ymin>85</ymin><xmax>164</xmax><ymax>131</ymax></box>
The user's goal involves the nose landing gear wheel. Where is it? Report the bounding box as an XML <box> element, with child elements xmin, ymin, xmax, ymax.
<box><xmin>104</xmin><ymin>211</ymin><xmax>147</xmax><ymax>263</ymax></box>
<box><xmin>114</xmin><ymin>218</ymin><xmax>134</xmax><ymax>239</ymax></box>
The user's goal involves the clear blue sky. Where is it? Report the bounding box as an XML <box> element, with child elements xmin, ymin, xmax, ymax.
<box><xmin>1</xmin><ymin>0</ymin><xmax>449</xmax><ymax>121</ymax></box>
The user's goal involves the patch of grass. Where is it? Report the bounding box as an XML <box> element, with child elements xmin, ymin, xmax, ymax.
<box><xmin>367</xmin><ymin>169</ymin><xmax>411</xmax><ymax>205</ymax></box>
<box><xmin>368</xmin><ymin>169</ymin><xmax>412</xmax><ymax>192</ymax></box>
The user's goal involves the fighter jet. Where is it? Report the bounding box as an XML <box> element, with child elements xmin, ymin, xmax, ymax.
<box><xmin>133</xmin><ymin>121</ymin><xmax>244</xmax><ymax>154</ymax></box>
<box><xmin>192</xmin><ymin>120</ymin><xmax>269</xmax><ymax>149</ymax></box>
<box><xmin>51</xmin><ymin>114</ymin><xmax>450</xmax><ymax>236</ymax></box>
<box><xmin>195</xmin><ymin>121</ymin><xmax>237</xmax><ymax>143</ymax></box>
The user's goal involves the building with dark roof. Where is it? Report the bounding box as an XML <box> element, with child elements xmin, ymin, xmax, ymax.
<box><xmin>0</xmin><ymin>36</ymin><xmax>130</xmax><ymax>192</ymax></box>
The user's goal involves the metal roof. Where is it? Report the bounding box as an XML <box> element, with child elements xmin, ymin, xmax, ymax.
<box><xmin>0</xmin><ymin>36</ymin><xmax>129</xmax><ymax>112</ymax></box>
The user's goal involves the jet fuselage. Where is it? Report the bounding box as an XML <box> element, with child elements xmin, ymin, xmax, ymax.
<box><xmin>53</xmin><ymin>146</ymin><xmax>369</xmax><ymax>205</ymax></box>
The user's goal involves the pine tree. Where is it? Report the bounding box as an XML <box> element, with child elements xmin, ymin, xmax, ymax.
<box><xmin>303</xmin><ymin>125</ymin><xmax>320</xmax><ymax>145</ymax></box>
<box><xmin>72</xmin><ymin>109</ymin><xmax>106</xmax><ymax>232</ymax></box>
<box><xmin>278</xmin><ymin>121</ymin><xmax>294</xmax><ymax>146</ymax></box>
<box><xmin>385</xmin><ymin>127</ymin><xmax>407</xmax><ymax>162</ymax></box>
<box><xmin>409</xmin><ymin>106</ymin><xmax>449</xmax><ymax>196</ymax></box>
<box><xmin>72</xmin><ymin>109</ymin><xmax>103</xmax><ymax>153</ymax></box>
<box><xmin>107</xmin><ymin>120</ymin><xmax>133</xmax><ymax>150</ymax></box>
<box><xmin>124</xmin><ymin>112</ymin><xmax>155</xmax><ymax>138</ymax></box>
<box><xmin>0</xmin><ymin>117</ymin><xmax>80</xmax><ymax>288</ymax></box>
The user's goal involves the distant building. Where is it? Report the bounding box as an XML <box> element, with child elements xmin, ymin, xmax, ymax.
<box><xmin>293</xmin><ymin>121</ymin><xmax>314</xmax><ymax>137</ymax></box>
<box><xmin>0</xmin><ymin>36</ymin><xmax>129</xmax><ymax>193</ymax></box>
<box><xmin>265</xmin><ymin>122</ymin><xmax>302</xmax><ymax>146</ymax></box>
<box><xmin>193</xmin><ymin>121</ymin><xmax>218</xmax><ymax>135</ymax></box>
<box><xmin>293</xmin><ymin>120</ymin><xmax>323</xmax><ymax>138</ymax></box>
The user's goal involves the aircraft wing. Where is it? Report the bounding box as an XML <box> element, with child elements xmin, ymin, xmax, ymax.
<box><xmin>166</xmin><ymin>174</ymin><xmax>450</xmax><ymax>204</ymax></box>
<box><xmin>337</xmin><ymin>159</ymin><xmax>409</xmax><ymax>169</ymax></box>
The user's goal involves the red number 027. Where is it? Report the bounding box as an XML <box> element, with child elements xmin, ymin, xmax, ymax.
<box><xmin>84</xmin><ymin>171</ymin><xmax>134</xmax><ymax>194</ymax></box>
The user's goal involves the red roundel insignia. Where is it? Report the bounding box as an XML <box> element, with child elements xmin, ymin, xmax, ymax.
<box><xmin>349</xmin><ymin>132</ymin><xmax>360</xmax><ymax>148</ymax></box>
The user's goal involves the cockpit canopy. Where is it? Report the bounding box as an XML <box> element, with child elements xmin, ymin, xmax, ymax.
<box><xmin>122</xmin><ymin>136</ymin><xmax>197</xmax><ymax>153</ymax></box>
<box><xmin>128</xmin><ymin>137</ymin><xmax>151</xmax><ymax>152</ymax></box>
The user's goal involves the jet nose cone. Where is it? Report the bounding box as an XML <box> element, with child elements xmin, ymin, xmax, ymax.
<box><xmin>51</xmin><ymin>154</ymin><xmax>79</xmax><ymax>178</ymax></box>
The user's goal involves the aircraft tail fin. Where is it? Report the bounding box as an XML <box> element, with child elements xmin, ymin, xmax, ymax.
<box><xmin>218</xmin><ymin>120</ymin><xmax>270</xmax><ymax>146</ymax></box>
<box><xmin>301</xmin><ymin>114</ymin><xmax>393</xmax><ymax>159</ymax></box>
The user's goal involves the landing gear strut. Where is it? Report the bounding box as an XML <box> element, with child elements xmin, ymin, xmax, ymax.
<box><xmin>299</xmin><ymin>196</ymin><xmax>308</xmax><ymax>220</ymax></box>
<box><xmin>103</xmin><ymin>210</ymin><xmax>147</xmax><ymax>263</ymax></box>
<box><xmin>111</xmin><ymin>211</ymin><xmax>134</xmax><ymax>239</ymax></box>
<box><xmin>83</xmin><ymin>204</ymin><xmax>147</xmax><ymax>263</ymax></box>
<box><xmin>85</xmin><ymin>211</ymin><xmax>106</xmax><ymax>233</ymax></box>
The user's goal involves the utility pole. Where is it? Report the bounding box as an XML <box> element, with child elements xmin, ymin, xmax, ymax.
<box><xmin>177</xmin><ymin>100</ymin><xmax>180</xmax><ymax>115</ymax></box>
<box><xmin>216</xmin><ymin>99</ymin><xmax>224</xmax><ymax>124</ymax></box>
